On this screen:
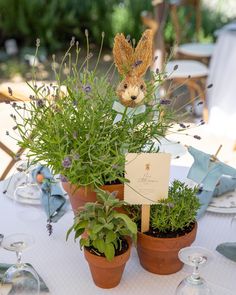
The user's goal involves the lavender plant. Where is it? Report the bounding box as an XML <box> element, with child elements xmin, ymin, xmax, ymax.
<box><xmin>9</xmin><ymin>33</ymin><xmax>201</xmax><ymax>189</ymax></box>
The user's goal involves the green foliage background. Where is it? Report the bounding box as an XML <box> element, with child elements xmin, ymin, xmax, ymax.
<box><xmin>0</xmin><ymin>0</ymin><xmax>152</xmax><ymax>51</ymax></box>
<box><xmin>0</xmin><ymin>0</ymin><xmax>233</xmax><ymax>52</ymax></box>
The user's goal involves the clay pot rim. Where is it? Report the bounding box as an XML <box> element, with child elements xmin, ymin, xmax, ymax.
<box><xmin>62</xmin><ymin>182</ymin><xmax>124</xmax><ymax>193</ymax></box>
<box><xmin>61</xmin><ymin>181</ymin><xmax>124</xmax><ymax>187</ymax></box>
<box><xmin>138</xmin><ymin>222</ymin><xmax>197</xmax><ymax>242</ymax></box>
<box><xmin>84</xmin><ymin>239</ymin><xmax>131</xmax><ymax>268</ymax></box>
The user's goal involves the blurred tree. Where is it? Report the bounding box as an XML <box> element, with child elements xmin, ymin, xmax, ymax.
<box><xmin>0</xmin><ymin>0</ymin><xmax>234</xmax><ymax>52</ymax></box>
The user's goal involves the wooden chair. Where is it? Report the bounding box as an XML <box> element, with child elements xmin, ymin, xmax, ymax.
<box><xmin>170</xmin><ymin>0</ymin><xmax>214</xmax><ymax>64</ymax></box>
<box><xmin>0</xmin><ymin>142</ymin><xmax>25</xmax><ymax>180</ymax></box>
<box><xmin>0</xmin><ymin>82</ymin><xmax>65</xmax><ymax>180</ymax></box>
<box><xmin>141</xmin><ymin>3</ymin><xmax>209</xmax><ymax>121</ymax></box>
<box><xmin>0</xmin><ymin>82</ymin><xmax>31</xmax><ymax>180</ymax></box>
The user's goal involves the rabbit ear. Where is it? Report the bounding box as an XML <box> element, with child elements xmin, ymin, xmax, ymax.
<box><xmin>113</xmin><ymin>33</ymin><xmax>134</xmax><ymax>75</ymax></box>
<box><xmin>133</xmin><ymin>29</ymin><xmax>153</xmax><ymax>77</ymax></box>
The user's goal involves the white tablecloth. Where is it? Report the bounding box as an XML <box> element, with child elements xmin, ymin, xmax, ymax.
<box><xmin>0</xmin><ymin>166</ymin><xmax>236</xmax><ymax>295</ymax></box>
<box><xmin>207</xmin><ymin>28</ymin><xmax>236</xmax><ymax>139</ymax></box>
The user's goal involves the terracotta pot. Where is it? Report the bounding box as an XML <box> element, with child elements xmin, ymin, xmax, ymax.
<box><xmin>137</xmin><ymin>223</ymin><xmax>197</xmax><ymax>275</ymax></box>
<box><xmin>84</xmin><ymin>241</ymin><xmax>131</xmax><ymax>289</ymax></box>
<box><xmin>61</xmin><ymin>182</ymin><xmax>124</xmax><ymax>213</ymax></box>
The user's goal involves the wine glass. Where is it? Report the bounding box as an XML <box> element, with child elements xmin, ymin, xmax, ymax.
<box><xmin>14</xmin><ymin>160</ymin><xmax>41</xmax><ymax>203</ymax></box>
<box><xmin>13</xmin><ymin>160</ymin><xmax>43</xmax><ymax>221</ymax></box>
<box><xmin>0</xmin><ymin>233</ymin><xmax>40</xmax><ymax>295</ymax></box>
<box><xmin>175</xmin><ymin>246</ymin><xmax>213</xmax><ymax>295</ymax></box>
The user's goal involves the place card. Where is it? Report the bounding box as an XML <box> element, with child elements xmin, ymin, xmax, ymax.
<box><xmin>124</xmin><ymin>153</ymin><xmax>171</xmax><ymax>205</ymax></box>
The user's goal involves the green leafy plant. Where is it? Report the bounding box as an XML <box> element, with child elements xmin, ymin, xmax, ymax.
<box><xmin>12</xmin><ymin>34</ymin><xmax>178</xmax><ymax>189</ymax></box>
<box><xmin>67</xmin><ymin>190</ymin><xmax>137</xmax><ymax>261</ymax></box>
<box><xmin>151</xmin><ymin>180</ymin><xmax>200</xmax><ymax>232</ymax></box>
<box><xmin>127</xmin><ymin>180</ymin><xmax>200</xmax><ymax>233</ymax></box>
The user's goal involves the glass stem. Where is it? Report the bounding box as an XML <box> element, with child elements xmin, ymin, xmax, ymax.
<box><xmin>16</xmin><ymin>251</ymin><xmax>23</xmax><ymax>267</ymax></box>
<box><xmin>191</xmin><ymin>260</ymin><xmax>200</xmax><ymax>280</ymax></box>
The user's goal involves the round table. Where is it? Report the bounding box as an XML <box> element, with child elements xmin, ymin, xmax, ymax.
<box><xmin>0</xmin><ymin>166</ymin><xmax>235</xmax><ymax>295</ymax></box>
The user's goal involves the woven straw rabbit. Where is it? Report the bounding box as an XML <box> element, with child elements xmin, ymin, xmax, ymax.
<box><xmin>113</xmin><ymin>29</ymin><xmax>153</xmax><ymax>107</ymax></box>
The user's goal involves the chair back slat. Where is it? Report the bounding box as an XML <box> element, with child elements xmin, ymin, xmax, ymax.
<box><xmin>170</xmin><ymin>0</ymin><xmax>201</xmax><ymax>45</ymax></box>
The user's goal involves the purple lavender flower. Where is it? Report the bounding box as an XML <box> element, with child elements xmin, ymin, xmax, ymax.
<box><xmin>73</xmin><ymin>100</ymin><xmax>78</xmax><ymax>106</ymax></box>
<box><xmin>83</xmin><ymin>84</ymin><xmax>92</xmax><ymax>93</ymax></box>
<box><xmin>194</xmin><ymin>135</ymin><xmax>201</xmax><ymax>140</ymax></box>
<box><xmin>167</xmin><ymin>202</ymin><xmax>175</xmax><ymax>208</ymax></box>
<box><xmin>111</xmin><ymin>191</ymin><xmax>118</xmax><ymax>198</ymax></box>
<box><xmin>160</xmin><ymin>99</ymin><xmax>171</xmax><ymax>105</ymax></box>
<box><xmin>197</xmin><ymin>101</ymin><xmax>203</xmax><ymax>106</ymax></box>
<box><xmin>173</xmin><ymin>65</ymin><xmax>178</xmax><ymax>71</ymax></box>
<box><xmin>36</xmin><ymin>99</ymin><xmax>44</xmax><ymax>108</ymax></box>
<box><xmin>179</xmin><ymin>123</ymin><xmax>186</xmax><ymax>129</ymax></box>
<box><xmin>8</xmin><ymin>87</ymin><xmax>13</xmax><ymax>96</ymax></box>
<box><xmin>62</xmin><ymin>157</ymin><xmax>72</xmax><ymax>168</ymax></box>
<box><xmin>133</xmin><ymin>60</ymin><xmax>143</xmax><ymax>68</ymax></box>
<box><xmin>60</xmin><ymin>175</ymin><xmax>68</xmax><ymax>182</ymax></box>
<box><xmin>46</xmin><ymin>222</ymin><xmax>53</xmax><ymax>236</ymax></box>
<box><xmin>14</xmin><ymin>154</ymin><xmax>20</xmax><ymax>161</ymax></box>
<box><xmin>199</xmin><ymin>119</ymin><xmax>205</xmax><ymax>126</ymax></box>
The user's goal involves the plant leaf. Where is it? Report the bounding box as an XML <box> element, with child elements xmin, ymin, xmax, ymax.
<box><xmin>74</xmin><ymin>220</ymin><xmax>88</xmax><ymax>231</ymax></box>
<box><xmin>95</xmin><ymin>238</ymin><xmax>105</xmax><ymax>253</ymax></box>
<box><xmin>66</xmin><ymin>225</ymin><xmax>74</xmax><ymax>241</ymax></box>
<box><xmin>93</xmin><ymin>224</ymin><xmax>104</xmax><ymax>234</ymax></box>
<box><xmin>80</xmin><ymin>238</ymin><xmax>90</xmax><ymax>249</ymax></box>
<box><xmin>104</xmin><ymin>243</ymin><xmax>115</xmax><ymax>261</ymax></box>
<box><xmin>105</xmin><ymin>231</ymin><xmax>117</xmax><ymax>244</ymax></box>
<box><xmin>114</xmin><ymin>212</ymin><xmax>137</xmax><ymax>234</ymax></box>
<box><xmin>74</xmin><ymin>228</ymin><xmax>84</xmax><ymax>240</ymax></box>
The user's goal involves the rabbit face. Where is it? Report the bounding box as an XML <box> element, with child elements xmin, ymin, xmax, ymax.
<box><xmin>116</xmin><ymin>75</ymin><xmax>146</xmax><ymax>107</ymax></box>
<box><xmin>113</xmin><ymin>29</ymin><xmax>153</xmax><ymax>107</ymax></box>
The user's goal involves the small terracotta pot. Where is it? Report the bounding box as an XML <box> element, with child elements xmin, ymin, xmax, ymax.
<box><xmin>84</xmin><ymin>241</ymin><xmax>131</xmax><ymax>289</ymax></box>
<box><xmin>61</xmin><ymin>182</ymin><xmax>124</xmax><ymax>213</ymax></box>
<box><xmin>137</xmin><ymin>223</ymin><xmax>197</xmax><ymax>275</ymax></box>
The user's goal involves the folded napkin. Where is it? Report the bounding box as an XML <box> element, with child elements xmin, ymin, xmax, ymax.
<box><xmin>0</xmin><ymin>263</ymin><xmax>50</xmax><ymax>294</ymax></box>
<box><xmin>32</xmin><ymin>165</ymin><xmax>67</xmax><ymax>222</ymax></box>
<box><xmin>188</xmin><ymin>146</ymin><xmax>236</xmax><ymax>192</ymax></box>
<box><xmin>216</xmin><ymin>242</ymin><xmax>236</xmax><ymax>262</ymax></box>
<box><xmin>196</xmin><ymin>175</ymin><xmax>236</xmax><ymax>219</ymax></box>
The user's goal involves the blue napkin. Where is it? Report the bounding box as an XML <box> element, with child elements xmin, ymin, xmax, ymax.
<box><xmin>196</xmin><ymin>175</ymin><xmax>236</xmax><ymax>219</ymax></box>
<box><xmin>32</xmin><ymin>165</ymin><xmax>67</xmax><ymax>222</ymax></box>
<box><xmin>188</xmin><ymin>146</ymin><xmax>236</xmax><ymax>191</ymax></box>
<box><xmin>216</xmin><ymin>242</ymin><xmax>236</xmax><ymax>262</ymax></box>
